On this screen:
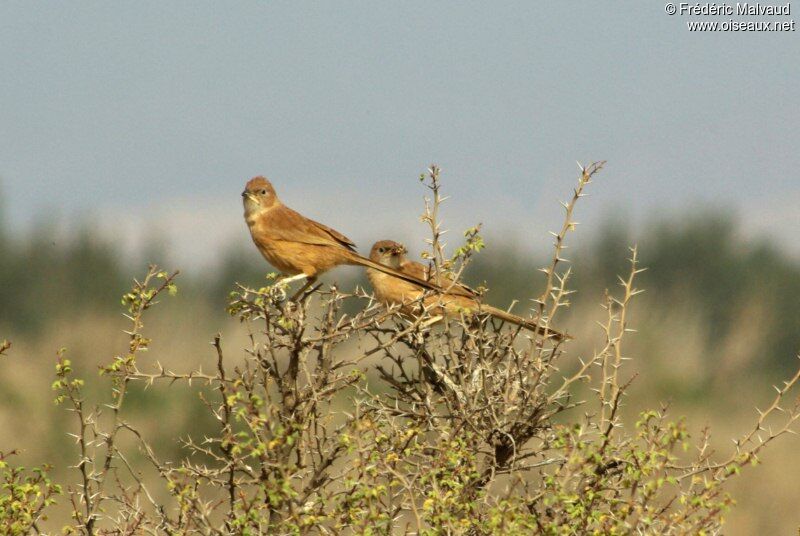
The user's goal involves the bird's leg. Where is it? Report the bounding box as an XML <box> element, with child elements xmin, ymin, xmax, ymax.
<box><xmin>277</xmin><ymin>273</ymin><xmax>309</xmax><ymax>286</ymax></box>
<box><xmin>269</xmin><ymin>273</ymin><xmax>309</xmax><ymax>301</ymax></box>
<box><xmin>289</xmin><ymin>277</ymin><xmax>318</xmax><ymax>301</ymax></box>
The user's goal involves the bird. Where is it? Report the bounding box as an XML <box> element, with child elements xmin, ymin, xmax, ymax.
<box><xmin>241</xmin><ymin>177</ymin><xmax>445</xmax><ymax>298</ymax></box>
<box><xmin>366</xmin><ymin>239</ymin><xmax>568</xmax><ymax>340</ymax></box>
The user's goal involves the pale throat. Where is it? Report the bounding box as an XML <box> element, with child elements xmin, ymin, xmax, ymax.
<box><xmin>243</xmin><ymin>201</ymin><xmax>270</xmax><ymax>226</ymax></box>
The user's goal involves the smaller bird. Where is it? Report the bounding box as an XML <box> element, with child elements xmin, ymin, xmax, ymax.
<box><xmin>367</xmin><ymin>240</ymin><xmax>568</xmax><ymax>340</ymax></box>
<box><xmin>242</xmin><ymin>177</ymin><xmax>444</xmax><ymax>297</ymax></box>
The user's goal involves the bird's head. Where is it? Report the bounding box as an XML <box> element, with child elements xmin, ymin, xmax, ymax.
<box><xmin>370</xmin><ymin>240</ymin><xmax>407</xmax><ymax>268</ymax></box>
<box><xmin>242</xmin><ymin>176</ymin><xmax>278</xmax><ymax>214</ymax></box>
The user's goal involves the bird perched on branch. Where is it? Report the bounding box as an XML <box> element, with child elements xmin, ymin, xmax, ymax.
<box><xmin>242</xmin><ymin>177</ymin><xmax>444</xmax><ymax>298</ymax></box>
<box><xmin>367</xmin><ymin>240</ymin><xmax>568</xmax><ymax>340</ymax></box>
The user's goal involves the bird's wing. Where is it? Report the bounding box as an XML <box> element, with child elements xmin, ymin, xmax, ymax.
<box><xmin>264</xmin><ymin>206</ymin><xmax>357</xmax><ymax>251</ymax></box>
<box><xmin>307</xmin><ymin>218</ymin><xmax>357</xmax><ymax>251</ymax></box>
<box><xmin>402</xmin><ymin>260</ymin><xmax>477</xmax><ymax>298</ymax></box>
<box><xmin>400</xmin><ymin>260</ymin><xmax>429</xmax><ymax>281</ymax></box>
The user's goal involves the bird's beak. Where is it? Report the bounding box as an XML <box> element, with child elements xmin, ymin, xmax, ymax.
<box><xmin>392</xmin><ymin>246</ymin><xmax>407</xmax><ymax>255</ymax></box>
<box><xmin>242</xmin><ymin>191</ymin><xmax>256</xmax><ymax>201</ymax></box>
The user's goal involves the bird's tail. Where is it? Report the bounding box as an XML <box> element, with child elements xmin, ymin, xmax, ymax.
<box><xmin>480</xmin><ymin>304</ymin><xmax>570</xmax><ymax>341</ymax></box>
<box><xmin>347</xmin><ymin>253</ymin><xmax>443</xmax><ymax>292</ymax></box>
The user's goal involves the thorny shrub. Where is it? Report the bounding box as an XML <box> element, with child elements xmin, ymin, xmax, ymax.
<box><xmin>1</xmin><ymin>162</ymin><xmax>799</xmax><ymax>535</ymax></box>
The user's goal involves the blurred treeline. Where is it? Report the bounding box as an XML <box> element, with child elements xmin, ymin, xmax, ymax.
<box><xmin>467</xmin><ymin>212</ymin><xmax>800</xmax><ymax>381</ymax></box>
<box><xmin>1</xmin><ymin>208</ymin><xmax>799</xmax><ymax>380</ymax></box>
<box><xmin>2</xmin><ymin>206</ymin><xmax>799</xmax><ymax>535</ymax></box>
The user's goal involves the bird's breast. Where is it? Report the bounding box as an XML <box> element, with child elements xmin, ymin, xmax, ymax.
<box><xmin>367</xmin><ymin>269</ymin><xmax>424</xmax><ymax>305</ymax></box>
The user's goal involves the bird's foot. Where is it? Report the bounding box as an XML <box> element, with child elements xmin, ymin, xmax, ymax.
<box><xmin>268</xmin><ymin>283</ymin><xmax>288</xmax><ymax>302</ymax></box>
<box><xmin>281</xmin><ymin>300</ymin><xmax>299</xmax><ymax>316</ymax></box>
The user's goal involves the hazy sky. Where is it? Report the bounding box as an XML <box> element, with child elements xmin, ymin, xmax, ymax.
<box><xmin>1</xmin><ymin>2</ymin><xmax>798</xmax><ymax>271</ymax></box>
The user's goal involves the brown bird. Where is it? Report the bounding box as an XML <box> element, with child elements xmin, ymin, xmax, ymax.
<box><xmin>366</xmin><ymin>240</ymin><xmax>568</xmax><ymax>340</ymax></box>
<box><xmin>242</xmin><ymin>177</ymin><xmax>444</xmax><ymax>297</ymax></box>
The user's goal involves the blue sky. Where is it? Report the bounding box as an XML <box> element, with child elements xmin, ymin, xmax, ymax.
<box><xmin>1</xmin><ymin>2</ymin><xmax>798</xmax><ymax>270</ymax></box>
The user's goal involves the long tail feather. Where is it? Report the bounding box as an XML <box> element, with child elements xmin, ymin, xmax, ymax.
<box><xmin>480</xmin><ymin>305</ymin><xmax>570</xmax><ymax>341</ymax></box>
<box><xmin>348</xmin><ymin>254</ymin><xmax>443</xmax><ymax>292</ymax></box>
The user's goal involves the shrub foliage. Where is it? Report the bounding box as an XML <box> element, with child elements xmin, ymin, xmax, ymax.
<box><xmin>2</xmin><ymin>163</ymin><xmax>799</xmax><ymax>534</ymax></box>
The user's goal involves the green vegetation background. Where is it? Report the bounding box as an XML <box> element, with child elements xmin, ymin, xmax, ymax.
<box><xmin>1</xmin><ymin>201</ymin><xmax>798</xmax><ymax>534</ymax></box>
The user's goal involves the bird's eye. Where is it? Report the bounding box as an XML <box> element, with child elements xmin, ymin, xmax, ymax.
<box><xmin>260</xmin><ymin>189</ymin><xmax>267</xmax><ymax>195</ymax></box>
<box><xmin>379</xmin><ymin>247</ymin><xmax>385</xmax><ymax>253</ymax></box>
